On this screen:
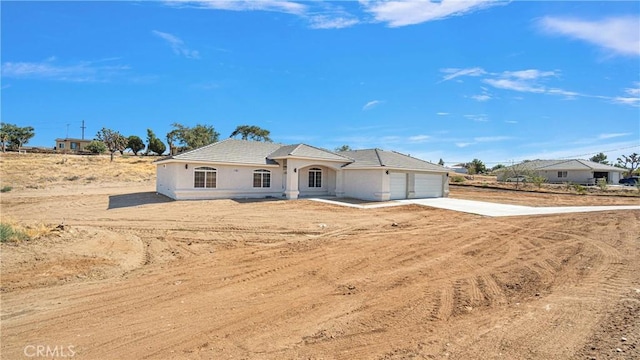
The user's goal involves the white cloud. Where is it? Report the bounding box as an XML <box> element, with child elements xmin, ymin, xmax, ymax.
<box><xmin>409</xmin><ymin>135</ymin><xmax>431</xmax><ymax>143</ymax></box>
<box><xmin>309</xmin><ymin>15</ymin><xmax>359</xmax><ymax>29</ymax></box>
<box><xmin>165</xmin><ymin>1</ymin><xmax>359</xmax><ymax>29</ymax></box>
<box><xmin>165</xmin><ymin>0</ymin><xmax>307</xmax><ymax>15</ymax></box>
<box><xmin>363</xmin><ymin>100</ymin><xmax>383</xmax><ymax>110</ymax></box>
<box><xmin>1</xmin><ymin>58</ymin><xmax>130</xmax><ymax>82</ymax></box>
<box><xmin>436</xmin><ymin>112</ymin><xmax>449</xmax><ymax>116</ymax></box>
<box><xmin>471</xmin><ymin>94</ymin><xmax>491</xmax><ymax>102</ymax></box>
<box><xmin>503</xmin><ymin>69</ymin><xmax>557</xmax><ymax>80</ymax></box>
<box><xmin>504</xmin><ymin>120</ymin><xmax>518</xmax><ymax>124</ymax></box>
<box><xmin>612</xmin><ymin>82</ymin><xmax>640</xmax><ymax>106</ymax></box>
<box><xmin>483</xmin><ymin>78</ymin><xmax>544</xmax><ymax>93</ymax></box>
<box><xmin>362</xmin><ymin>0</ymin><xmax>504</xmax><ymax>27</ymax></box>
<box><xmin>464</xmin><ymin>114</ymin><xmax>489</xmax><ymax>122</ymax></box>
<box><xmin>474</xmin><ymin>136</ymin><xmax>511</xmax><ymax>142</ymax></box>
<box><xmin>440</xmin><ymin>67</ymin><xmax>486</xmax><ymax>82</ymax></box>
<box><xmin>152</xmin><ymin>30</ymin><xmax>200</xmax><ymax>59</ymax></box>
<box><xmin>483</xmin><ymin>69</ymin><xmax>557</xmax><ymax>93</ymax></box>
<box><xmin>598</xmin><ymin>133</ymin><xmax>632</xmax><ymax>140</ymax></box>
<box><xmin>538</xmin><ymin>16</ymin><xmax>640</xmax><ymax>57</ymax></box>
<box><xmin>455</xmin><ymin>142</ymin><xmax>474</xmax><ymax>148</ymax></box>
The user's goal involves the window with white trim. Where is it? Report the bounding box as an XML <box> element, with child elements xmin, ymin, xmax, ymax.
<box><xmin>558</xmin><ymin>171</ymin><xmax>567</xmax><ymax>178</ymax></box>
<box><xmin>194</xmin><ymin>167</ymin><xmax>217</xmax><ymax>188</ymax></box>
<box><xmin>308</xmin><ymin>167</ymin><xmax>322</xmax><ymax>188</ymax></box>
<box><xmin>253</xmin><ymin>169</ymin><xmax>271</xmax><ymax>188</ymax></box>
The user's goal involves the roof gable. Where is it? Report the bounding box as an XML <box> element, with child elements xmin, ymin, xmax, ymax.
<box><xmin>268</xmin><ymin>143</ymin><xmax>352</xmax><ymax>162</ymax></box>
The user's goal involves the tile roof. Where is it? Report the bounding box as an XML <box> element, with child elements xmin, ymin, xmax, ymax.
<box><xmin>158</xmin><ymin>140</ymin><xmax>447</xmax><ymax>172</ymax></box>
<box><xmin>338</xmin><ymin>149</ymin><xmax>447</xmax><ymax>172</ymax></box>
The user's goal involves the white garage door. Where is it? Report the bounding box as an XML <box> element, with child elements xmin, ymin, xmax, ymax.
<box><xmin>414</xmin><ymin>174</ymin><xmax>443</xmax><ymax>198</ymax></box>
<box><xmin>390</xmin><ymin>173</ymin><xmax>407</xmax><ymax>200</ymax></box>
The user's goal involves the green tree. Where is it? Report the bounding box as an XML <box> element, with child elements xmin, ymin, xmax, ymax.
<box><xmin>589</xmin><ymin>152</ymin><xmax>608</xmax><ymax>164</ymax></box>
<box><xmin>0</xmin><ymin>122</ymin><xmax>35</xmax><ymax>151</ymax></box>
<box><xmin>491</xmin><ymin>164</ymin><xmax>506</xmax><ymax>172</ymax></box>
<box><xmin>335</xmin><ymin>145</ymin><xmax>352</xmax><ymax>152</ymax></box>
<box><xmin>127</xmin><ymin>135</ymin><xmax>145</xmax><ymax>155</ymax></box>
<box><xmin>617</xmin><ymin>153</ymin><xmax>640</xmax><ymax>177</ymax></box>
<box><xmin>466</xmin><ymin>159</ymin><xmax>487</xmax><ymax>175</ymax></box>
<box><xmin>229</xmin><ymin>125</ymin><xmax>272</xmax><ymax>142</ymax></box>
<box><xmin>168</xmin><ymin>123</ymin><xmax>219</xmax><ymax>154</ymax></box>
<box><xmin>85</xmin><ymin>140</ymin><xmax>107</xmax><ymax>154</ymax></box>
<box><xmin>146</xmin><ymin>129</ymin><xmax>166</xmax><ymax>155</ymax></box>
<box><xmin>95</xmin><ymin>128</ymin><xmax>127</xmax><ymax>162</ymax></box>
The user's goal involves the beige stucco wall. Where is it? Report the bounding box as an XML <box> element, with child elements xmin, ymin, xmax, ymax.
<box><xmin>156</xmin><ymin>162</ymin><xmax>283</xmax><ymax>200</ymax></box>
<box><xmin>341</xmin><ymin>169</ymin><xmax>387</xmax><ymax>201</ymax></box>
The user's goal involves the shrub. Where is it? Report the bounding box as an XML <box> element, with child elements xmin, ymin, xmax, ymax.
<box><xmin>0</xmin><ymin>223</ymin><xmax>30</xmax><ymax>242</ymax></box>
<box><xmin>64</xmin><ymin>175</ymin><xmax>81</xmax><ymax>181</ymax></box>
<box><xmin>1</xmin><ymin>185</ymin><xmax>12</xmax><ymax>193</ymax></box>
<box><xmin>531</xmin><ymin>176</ymin><xmax>546</xmax><ymax>189</ymax></box>
<box><xmin>596</xmin><ymin>178</ymin><xmax>608</xmax><ymax>191</ymax></box>
<box><xmin>573</xmin><ymin>183</ymin><xmax>586</xmax><ymax>194</ymax></box>
<box><xmin>451</xmin><ymin>175</ymin><xmax>466</xmax><ymax>183</ymax></box>
<box><xmin>85</xmin><ymin>140</ymin><xmax>107</xmax><ymax>154</ymax></box>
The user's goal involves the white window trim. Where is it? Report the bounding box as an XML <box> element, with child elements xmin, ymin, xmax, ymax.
<box><xmin>194</xmin><ymin>166</ymin><xmax>217</xmax><ymax>188</ymax></box>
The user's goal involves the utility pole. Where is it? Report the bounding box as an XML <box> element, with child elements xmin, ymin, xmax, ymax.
<box><xmin>81</xmin><ymin>120</ymin><xmax>86</xmax><ymax>139</ymax></box>
<box><xmin>66</xmin><ymin>124</ymin><xmax>70</xmax><ymax>139</ymax></box>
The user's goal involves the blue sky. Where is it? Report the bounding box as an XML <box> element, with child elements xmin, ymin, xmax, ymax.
<box><xmin>1</xmin><ymin>0</ymin><xmax>639</xmax><ymax>166</ymax></box>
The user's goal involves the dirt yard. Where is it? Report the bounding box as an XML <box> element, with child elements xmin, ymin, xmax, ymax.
<box><xmin>1</xmin><ymin>154</ymin><xmax>639</xmax><ymax>359</ymax></box>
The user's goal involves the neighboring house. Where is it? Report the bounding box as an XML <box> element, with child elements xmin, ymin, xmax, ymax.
<box><xmin>497</xmin><ymin>159</ymin><xmax>625</xmax><ymax>185</ymax></box>
<box><xmin>448</xmin><ymin>163</ymin><xmax>469</xmax><ymax>174</ymax></box>
<box><xmin>55</xmin><ymin>138</ymin><xmax>92</xmax><ymax>153</ymax></box>
<box><xmin>155</xmin><ymin>139</ymin><xmax>449</xmax><ymax>201</ymax></box>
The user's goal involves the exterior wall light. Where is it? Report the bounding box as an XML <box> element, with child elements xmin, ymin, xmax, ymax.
<box><xmin>185</xmin><ymin>164</ymin><xmax>188</xmax><ymax>169</ymax></box>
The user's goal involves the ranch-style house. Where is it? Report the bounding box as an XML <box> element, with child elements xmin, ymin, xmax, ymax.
<box><xmin>155</xmin><ymin>139</ymin><xmax>449</xmax><ymax>201</ymax></box>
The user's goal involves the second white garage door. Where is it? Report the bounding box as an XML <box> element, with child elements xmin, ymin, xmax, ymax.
<box><xmin>414</xmin><ymin>174</ymin><xmax>443</xmax><ymax>198</ymax></box>
<box><xmin>390</xmin><ymin>173</ymin><xmax>407</xmax><ymax>200</ymax></box>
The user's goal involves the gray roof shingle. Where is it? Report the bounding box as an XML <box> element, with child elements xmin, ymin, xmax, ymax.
<box><xmin>164</xmin><ymin>139</ymin><xmax>282</xmax><ymax>165</ymax></box>
<box><xmin>501</xmin><ymin>159</ymin><xmax>625</xmax><ymax>172</ymax></box>
<box><xmin>158</xmin><ymin>140</ymin><xmax>446</xmax><ymax>172</ymax></box>
<box><xmin>267</xmin><ymin>143</ymin><xmax>351</xmax><ymax>162</ymax></box>
<box><xmin>338</xmin><ymin>149</ymin><xmax>447</xmax><ymax>172</ymax></box>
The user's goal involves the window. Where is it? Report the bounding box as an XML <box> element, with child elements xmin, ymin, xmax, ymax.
<box><xmin>308</xmin><ymin>168</ymin><xmax>322</xmax><ymax>188</ymax></box>
<box><xmin>58</xmin><ymin>143</ymin><xmax>65</xmax><ymax>149</ymax></box>
<box><xmin>253</xmin><ymin>169</ymin><xmax>271</xmax><ymax>188</ymax></box>
<box><xmin>194</xmin><ymin>167</ymin><xmax>216</xmax><ymax>188</ymax></box>
<box><xmin>71</xmin><ymin>142</ymin><xmax>79</xmax><ymax>150</ymax></box>
<box><xmin>558</xmin><ymin>171</ymin><xmax>567</xmax><ymax>178</ymax></box>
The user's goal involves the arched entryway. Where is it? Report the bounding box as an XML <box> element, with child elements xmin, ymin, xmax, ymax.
<box><xmin>298</xmin><ymin>165</ymin><xmax>337</xmax><ymax>197</ymax></box>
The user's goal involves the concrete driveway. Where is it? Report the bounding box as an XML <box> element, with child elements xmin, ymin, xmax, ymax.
<box><xmin>310</xmin><ymin>197</ymin><xmax>640</xmax><ymax>217</ymax></box>
<box><xmin>399</xmin><ymin>198</ymin><xmax>640</xmax><ymax>217</ymax></box>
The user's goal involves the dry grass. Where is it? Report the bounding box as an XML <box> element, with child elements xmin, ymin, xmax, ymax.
<box><xmin>0</xmin><ymin>152</ymin><xmax>157</xmax><ymax>190</ymax></box>
<box><xmin>0</xmin><ymin>218</ymin><xmax>54</xmax><ymax>242</ymax></box>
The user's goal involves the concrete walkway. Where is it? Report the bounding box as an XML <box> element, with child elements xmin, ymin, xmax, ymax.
<box><xmin>310</xmin><ymin>197</ymin><xmax>640</xmax><ymax>217</ymax></box>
